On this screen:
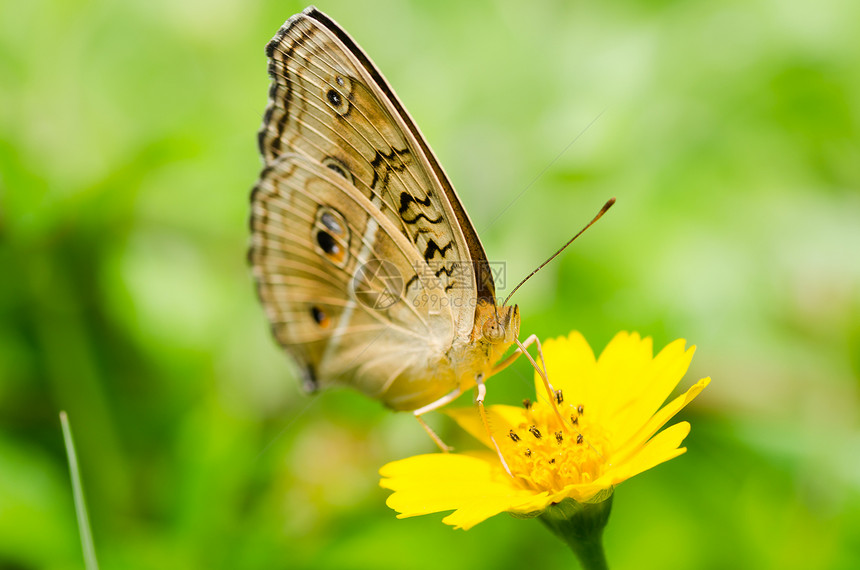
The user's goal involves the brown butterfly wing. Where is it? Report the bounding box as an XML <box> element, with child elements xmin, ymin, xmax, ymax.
<box><xmin>251</xmin><ymin>154</ymin><xmax>459</xmax><ymax>409</ymax></box>
<box><xmin>258</xmin><ymin>7</ymin><xmax>497</xmax><ymax>337</ymax></box>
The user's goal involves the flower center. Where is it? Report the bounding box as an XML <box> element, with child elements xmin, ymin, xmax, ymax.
<box><xmin>498</xmin><ymin>396</ymin><xmax>609</xmax><ymax>492</ymax></box>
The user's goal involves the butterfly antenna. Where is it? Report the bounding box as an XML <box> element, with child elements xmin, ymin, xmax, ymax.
<box><xmin>502</xmin><ymin>198</ymin><xmax>615</xmax><ymax>307</ymax></box>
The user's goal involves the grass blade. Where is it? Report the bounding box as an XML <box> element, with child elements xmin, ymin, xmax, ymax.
<box><xmin>60</xmin><ymin>411</ymin><xmax>100</xmax><ymax>570</ymax></box>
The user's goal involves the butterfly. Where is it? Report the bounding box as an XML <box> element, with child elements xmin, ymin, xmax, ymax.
<box><xmin>249</xmin><ymin>7</ymin><xmax>547</xmax><ymax>445</ymax></box>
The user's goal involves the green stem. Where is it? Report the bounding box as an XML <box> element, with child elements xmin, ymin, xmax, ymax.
<box><xmin>538</xmin><ymin>496</ymin><xmax>613</xmax><ymax>570</ymax></box>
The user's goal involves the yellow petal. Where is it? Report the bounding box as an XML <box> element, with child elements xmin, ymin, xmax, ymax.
<box><xmin>379</xmin><ymin>452</ymin><xmax>541</xmax><ymax>530</ymax></box>
<box><xmin>535</xmin><ymin>331</ymin><xmax>596</xmax><ymax>398</ymax></box>
<box><xmin>566</xmin><ymin>332</ymin><xmax>647</xmax><ymax>429</ymax></box>
<box><xmin>613</xmin><ymin>377</ymin><xmax>710</xmax><ymax>464</ymax></box>
<box><xmin>594</xmin><ymin>332</ymin><xmax>653</xmax><ymax>402</ymax></box>
<box><xmin>599</xmin><ymin>340</ymin><xmax>696</xmax><ymax>442</ymax></box>
<box><xmin>440</xmin><ymin>489</ymin><xmax>552</xmax><ymax>529</ymax></box>
<box><xmin>606</xmin><ymin>421</ymin><xmax>691</xmax><ymax>484</ymax></box>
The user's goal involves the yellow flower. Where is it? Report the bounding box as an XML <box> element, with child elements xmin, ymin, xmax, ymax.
<box><xmin>380</xmin><ymin>331</ymin><xmax>710</xmax><ymax>530</ymax></box>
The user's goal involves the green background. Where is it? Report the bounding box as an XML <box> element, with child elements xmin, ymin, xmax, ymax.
<box><xmin>2</xmin><ymin>0</ymin><xmax>859</xmax><ymax>568</ymax></box>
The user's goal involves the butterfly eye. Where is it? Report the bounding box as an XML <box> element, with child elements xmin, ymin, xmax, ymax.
<box><xmin>482</xmin><ymin>318</ymin><xmax>505</xmax><ymax>343</ymax></box>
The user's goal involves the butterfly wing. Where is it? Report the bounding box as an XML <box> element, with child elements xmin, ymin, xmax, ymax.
<box><xmin>257</xmin><ymin>7</ymin><xmax>497</xmax><ymax>338</ymax></box>
<box><xmin>251</xmin><ymin>154</ymin><xmax>461</xmax><ymax>410</ymax></box>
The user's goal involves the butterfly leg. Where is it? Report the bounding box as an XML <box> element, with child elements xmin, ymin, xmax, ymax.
<box><xmin>413</xmin><ymin>414</ymin><xmax>453</xmax><ymax>453</ymax></box>
<box><xmin>473</xmin><ymin>375</ymin><xmax>514</xmax><ymax>477</ymax></box>
<box><xmin>412</xmin><ymin>387</ymin><xmax>464</xmax><ymax>453</ymax></box>
<box><xmin>492</xmin><ymin>334</ymin><xmax>543</xmax><ymax>375</ymax></box>
<box><xmin>513</xmin><ymin>335</ymin><xmax>573</xmax><ymax>428</ymax></box>
<box><xmin>499</xmin><ymin>337</ymin><xmax>596</xmax><ymax>452</ymax></box>
<box><xmin>497</xmin><ymin>335</ymin><xmax>572</xmax><ymax>433</ymax></box>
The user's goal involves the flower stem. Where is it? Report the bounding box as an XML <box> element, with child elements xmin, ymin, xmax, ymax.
<box><xmin>538</xmin><ymin>496</ymin><xmax>613</xmax><ymax>570</ymax></box>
